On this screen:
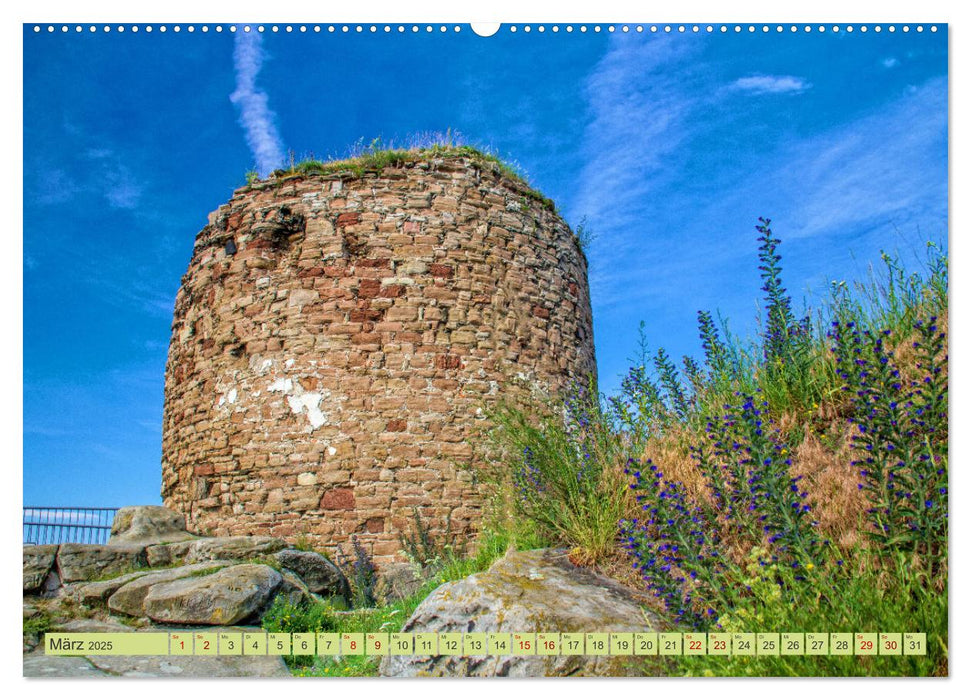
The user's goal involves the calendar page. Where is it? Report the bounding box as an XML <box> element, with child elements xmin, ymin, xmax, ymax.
<box><xmin>21</xmin><ymin>7</ymin><xmax>949</xmax><ymax>684</ymax></box>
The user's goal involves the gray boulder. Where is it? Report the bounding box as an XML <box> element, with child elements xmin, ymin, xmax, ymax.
<box><xmin>141</xmin><ymin>564</ymin><xmax>282</xmax><ymax>625</ymax></box>
<box><xmin>379</xmin><ymin>548</ymin><xmax>659</xmax><ymax>677</ymax></box>
<box><xmin>24</xmin><ymin>545</ymin><xmax>58</xmax><ymax>591</ymax></box>
<box><xmin>107</xmin><ymin>561</ymin><xmax>232</xmax><ymax>617</ymax></box>
<box><xmin>109</xmin><ymin>506</ymin><xmax>196</xmax><ymax>545</ymax></box>
<box><xmin>277</xmin><ymin>569</ymin><xmax>315</xmax><ymax>607</ymax></box>
<box><xmin>375</xmin><ymin>561</ymin><xmax>424</xmax><ymax>604</ymax></box>
<box><xmin>146</xmin><ymin>536</ymin><xmax>285</xmax><ymax>568</ymax></box>
<box><xmin>56</xmin><ymin>543</ymin><xmax>146</xmax><ymax>583</ymax></box>
<box><xmin>273</xmin><ymin>549</ymin><xmax>350</xmax><ymax>598</ymax></box>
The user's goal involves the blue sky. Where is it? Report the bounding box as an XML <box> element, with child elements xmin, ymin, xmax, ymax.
<box><xmin>22</xmin><ymin>25</ymin><xmax>947</xmax><ymax>508</ymax></box>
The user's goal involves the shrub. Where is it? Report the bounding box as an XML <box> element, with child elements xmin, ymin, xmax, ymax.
<box><xmin>489</xmin><ymin>378</ymin><xmax>629</xmax><ymax>565</ymax></box>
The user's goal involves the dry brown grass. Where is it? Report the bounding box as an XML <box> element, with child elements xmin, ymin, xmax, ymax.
<box><xmin>617</xmin><ymin>409</ymin><xmax>870</xmax><ymax>561</ymax></box>
<box><xmin>789</xmin><ymin>422</ymin><xmax>868</xmax><ymax>549</ymax></box>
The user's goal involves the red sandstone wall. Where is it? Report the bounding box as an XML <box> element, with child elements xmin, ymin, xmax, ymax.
<box><xmin>161</xmin><ymin>156</ymin><xmax>596</xmax><ymax>560</ymax></box>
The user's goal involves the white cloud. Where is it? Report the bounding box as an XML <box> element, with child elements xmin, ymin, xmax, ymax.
<box><xmin>883</xmin><ymin>57</ymin><xmax>901</xmax><ymax>68</ymax></box>
<box><xmin>731</xmin><ymin>74</ymin><xmax>812</xmax><ymax>95</ymax></box>
<box><xmin>230</xmin><ymin>31</ymin><xmax>285</xmax><ymax>176</ymax></box>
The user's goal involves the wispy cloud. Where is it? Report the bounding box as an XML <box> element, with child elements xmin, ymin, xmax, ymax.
<box><xmin>34</xmin><ymin>168</ymin><xmax>80</xmax><ymax>205</ymax></box>
<box><xmin>571</xmin><ymin>36</ymin><xmax>704</xmax><ymax>264</ymax></box>
<box><xmin>103</xmin><ymin>163</ymin><xmax>143</xmax><ymax>209</ymax></box>
<box><xmin>36</xmin><ymin>148</ymin><xmax>143</xmax><ymax>209</ymax></box>
<box><xmin>730</xmin><ymin>74</ymin><xmax>811</xmax><ymax>95</ymax></box>
<box><xmin>883</xmin><ymin>57</ymin><xmax>901</xmax><ymax>69</ymax></box>
<box><xmin>572</xmin><ymin>34</ymin><xmax>946</xmax><ymax>341</ymax></box>
<box><xmin>230</xmin><ymin>31</ymin><xmax>285</xmax><ymax>176</ymax></box>
<box><xmin>762</xmin><ymin>78</ymin><xmax>947</xmax><ymax>241</ymax></box>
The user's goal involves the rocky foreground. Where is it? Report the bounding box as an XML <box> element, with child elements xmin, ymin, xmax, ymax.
<box><xmin>379</xmin><ymin>548</ymin><xmax>659</xmax><ymax>677</ymax></box>
<box><xmin>25</xmin><ymin>506</ymin><xmax>661</xmax><ymax>677</ymax></box>
<box><xmin>23</xmin><ymin>506</ymin><xmax>350</xmax><ymax>677</ymax></box>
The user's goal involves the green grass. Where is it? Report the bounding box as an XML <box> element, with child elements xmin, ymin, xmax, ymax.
<box><xmin>262</xmin><ymin>527</ymin><xmax>515</xmax><ymax>677</ymax></box>
<box><xmin>23</xmin><ymin>611</ymin><xmax>53</xmax><ymax>636</ymax></box>
<box><xmin>248</xmin><ymin>138</ymin><xmax>557</xmax><ymax>212</ymax></box>
<box><xmin>485</xmin><ymin>378</ymin><xmax>630</xmax><ymax>567</ymax></box>
<box><xmin>677</xmin><ymin>549</ymin><xmax>947</xmax><ymax>676</ymax></box>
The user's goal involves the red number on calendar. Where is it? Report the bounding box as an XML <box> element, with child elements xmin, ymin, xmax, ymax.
<box><xmin>861</xmin><ymin>641</ymin><xmax>873</xmax><ymax>650</ymax></box>
<box><xmin>350</xmin><ymin>640</ymin><xmax>357</xmax><ymax>650</ymax></box>
<box><xmin>520</xmin><ymin>640</ymin><xmax>531</xmax><ymax>650</ymax></box>
<box><xmin>689</xmin><ymin>640</ymin><xmax>701</xmax><ymax>650</ymax></box>
<box><xmin>886</xmin><ymin>640</ymin><xmax>897</xmax><ymax>650</ymax></box>
<box><xmin>203</xmin><ymin>640</ymin><xmax>210</xmax><ymax>650</ymax></box>
<box><xmin>374</xmin><ymin>640</ymin><xmax>381</xmax><ymax>650</ymax></box>
<box><xmin>714</xmin><ymin>640</ymin><xmax>727</xmax><ymax>650</ymax></box>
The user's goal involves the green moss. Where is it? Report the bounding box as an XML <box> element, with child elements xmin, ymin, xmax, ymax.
<box><xmin>23</xmin><ymin>611</ymin><xmax>53</xmax><ymax>636</ymax></box>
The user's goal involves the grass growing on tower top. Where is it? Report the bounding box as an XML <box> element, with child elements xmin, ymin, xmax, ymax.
<box><xmin>245</xmin><ymin>132</ymin><xmax>557</xmax><ymax>211</ymax></box>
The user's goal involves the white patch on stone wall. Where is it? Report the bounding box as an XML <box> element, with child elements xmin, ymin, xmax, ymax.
<box><xmin>286</xmin><ymin>392</ymin><xmax>327</xmax><ymax>429</ymax></box>
<box><xmin>217</xmin><ymin>386</ymin><xmax>239</xmax><ymax>408</ymax></box>
<box><xmin>268</xmin><ymin>377</ymin><xmax>293</xmax><ymax>393</ymax></box>
<box><xmin>285</xmin><ymin>358</ymin><xmax>295</xmax><ymax>369</ymax></box>
<box><xmin>328</xmin><ymin>446</ymin><xmax>337</xmax><ymax>456</ymax></box>
<box><xmin>250</xmin><ymin>357</ymin><xmax>274</xmax><ymax>375</ymax></box>
<box><xmin>382</xmin><ymin>276</ymin><xmax>415</xmax><ymax>286</ymax></box>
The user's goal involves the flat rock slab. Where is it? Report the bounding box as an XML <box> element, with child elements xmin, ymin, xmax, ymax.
<box><xmin>380</xmin><ymin>548</ymin><xmax>660</xmax><ymax>678</ymax></box>
<box><xmin>146</xmin><ymin>536</ymin><xmax>285</xmax><ymax>568</ymax></box>
<box><xmin>108</xmin><ymin>561</ymin><xmax>232</xmax><ymax>617</ymax></box>
<box><xmin>23</xmin><ymin>626</ymin><xmax>290</xmax><ymax>677</ymax></box>
<box><xmin>57</xmin><ymin>543</ymin><xmax>147</xmax><ymax>583</ymax></box>
<box><xmin>109</xmin><ymin>505</ymin><xmax>197</xmax><ymax>546</ymax></box>
<box><xmin>142</xmin><ymin>564</ymin><xmax>282</xmax><ymax>625</ymax></box>
<box><xmin>23</xmin><ymin>545</ymin><xmax>58</xmax><ymax>592</ymax></box>
<box><xmin>55</xmin><ymin>618</ymin><xmax>135</xmax><ymax>633</ymax></box>
<box><xmin>76</xmin><ymin>570</ymin><xmax>151</xmax><ymax>606</ymax></box>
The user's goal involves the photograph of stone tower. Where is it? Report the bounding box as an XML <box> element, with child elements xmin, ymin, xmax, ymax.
<box><xmin>22</xmin><ymin>15</ymin><xmax>948</xmax><ymax>682</ymax></box>
<box><xmin>162</xmin><ymin>152</ymin><xmax>596</xmax><ymax>558</ymax></box>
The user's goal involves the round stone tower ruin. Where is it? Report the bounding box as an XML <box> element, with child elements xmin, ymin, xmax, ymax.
<box><xmin>161</xmin><ymin>152</ymin><xmax>596</xmax><ymax>559</ymax></box>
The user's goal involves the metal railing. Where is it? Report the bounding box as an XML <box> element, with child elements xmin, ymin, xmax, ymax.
<box><xmin>23</xmin><ymin>507</ymin><xmax>118</xmax><ymax>545</ymax></box>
